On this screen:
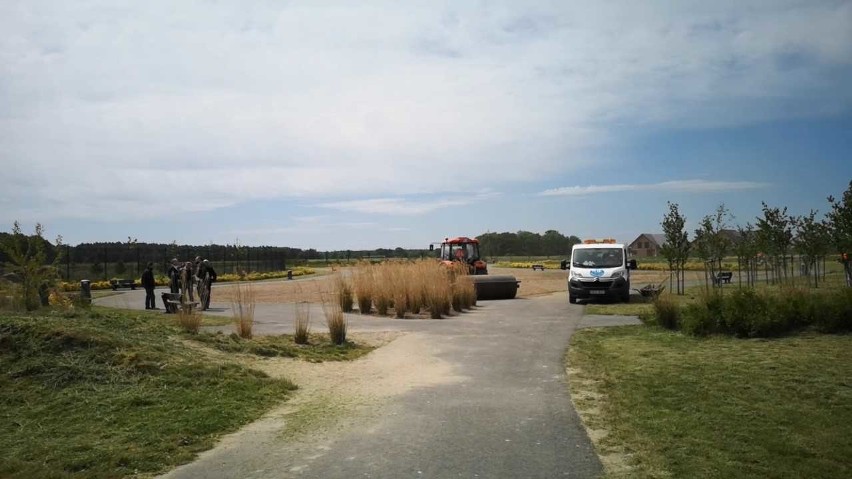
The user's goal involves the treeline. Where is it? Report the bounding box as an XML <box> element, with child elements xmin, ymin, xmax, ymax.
<box><xmin>476</xmin><ymin>230</ymin><xmax>581</xmax><ymax>257</ymax></box>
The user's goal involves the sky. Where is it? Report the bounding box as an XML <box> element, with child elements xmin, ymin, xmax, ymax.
<box><xmin>2</xmin><ymin>0</ymin><xmax>851</xmax><ymax>250</ymax></box>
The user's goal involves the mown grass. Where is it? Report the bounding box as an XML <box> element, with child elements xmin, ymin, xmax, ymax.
<box><xmin>568</xmin><ymin>326</ymin><xmax>852</xmax><ymax>479</ymax></box>
<box><xmin>190</xmin><ymin>331</ymin><xmax>373</xmax><ymax>362</ymax></box>
<box><xmin>0</xmin><ymin>308</ymin><xmax>300</xmax><ymax>478</ymax></box>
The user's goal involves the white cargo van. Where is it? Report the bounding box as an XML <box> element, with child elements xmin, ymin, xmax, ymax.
<box><xmin>563</xmin><ymin>239</ymin><xmax>636</xmax><ymax>304</ymax></box>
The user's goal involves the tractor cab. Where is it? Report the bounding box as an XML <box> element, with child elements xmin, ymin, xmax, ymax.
<box><xmin>432</xmin><ymin>237</ymin><xmax>489</xmax><ymax>275</ymax></box>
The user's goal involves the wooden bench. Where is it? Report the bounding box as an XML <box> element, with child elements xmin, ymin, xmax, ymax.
<box><xmin>531</xmin><ymin>264</ymin><xmax>545</xmax><ymax>271</ymax></box>
<box><xmin>713</xmin><ymin>272</ymin><xmax>733</xmax><ymax>285</ymax></box>
<box><xmin>110</xmin><ymin>279</ymin><xmax>138</xmax><ymax>290</ymax></box>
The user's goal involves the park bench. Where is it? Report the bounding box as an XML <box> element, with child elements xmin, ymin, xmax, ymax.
<box><xmin>531</xmin><ymin>264</ymin><xmax>545</xmax><ymax>271</ymax></box>
<box><xmin>110</xmin><ymin>279</ymin><xmax>138</xmax><ymax>290</ymax></box>
<box><xmin>713</xmin><ymin>271</ymin><xmax>733</xmax><ymax>285</ymax></box>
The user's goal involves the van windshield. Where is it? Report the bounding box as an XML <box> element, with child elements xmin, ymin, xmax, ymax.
<box><xmin>572</xmin><ymin>248</ymin><xmax>623</xmax><ymax>268</ymax></box>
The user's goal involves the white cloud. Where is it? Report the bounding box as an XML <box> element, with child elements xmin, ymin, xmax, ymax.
<box><xmin>0</xmin><ymin>1</ymin><xmax>849</xmax><ymax>223</ymax></box>
<box><xmin>539</xmin><ymin>179</ymin><xmax>769</xmax><ymax>197</ymax></box>
<box><xmin>317</xmin><ymin>192</ymin><xmax>499</xmax><ymax>215</ymax></box>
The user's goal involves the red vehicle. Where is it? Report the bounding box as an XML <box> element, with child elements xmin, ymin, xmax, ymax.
<box><xmin>436</xmin><ymin>237</ymin><xmax>489</xmax><ymax>275</ymax></box>
<box><xmin>430</xmin><ymin>236</ymin><xmax>519</xmax><ymax>300</ymax></box>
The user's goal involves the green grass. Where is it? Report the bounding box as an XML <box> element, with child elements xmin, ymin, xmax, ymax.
<box><xmin>0</xmin><ymin>308</ymin><xmax>301</xmax><ymax>478</ymax></box>
<box><xmin>568</xmin><ymin>326</ymin><xmax>852</xmax><ymax>478</ymax></box>
<box><xmin>189</xmin><ymin>331</ymin><xmax>374</xmax><ymax>362</ymax></box>
<box><xmin>585</xmin><ymin>296</ymin><xmax>655</xmax><ymax>317</ymax></box>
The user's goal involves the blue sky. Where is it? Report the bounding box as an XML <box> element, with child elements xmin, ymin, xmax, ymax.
<box><xmin>2</xmin><ymin>1</ymin><xmax>851</xmax><ymax>250</ymax></box>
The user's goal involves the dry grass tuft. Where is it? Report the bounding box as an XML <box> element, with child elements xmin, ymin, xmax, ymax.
<box><xmin>231</xmin><ymin>282</ymin><xmax>256</xmax><ymax>339</ymax></box>
<box><xmin>322</xmin><ymin>294</ymin><xmax>347</xmax><ymax>345</ymax></box>
<box><xmin>294</xmin><ymin>301</ymin><xmax>311</xmax><ymax>345</ymax></box>
<box><xmin>177</xmin><ymin>307</ymin><xmax>203</xmax><ymax>334</ymax></box>
<box><xmin>335</xmin><ymin>274</ymin><xmax>354</xmax><ymax>313</ymax></box>
<box><xmin>353</xmin><ymin>263</ymin><xmax>373</xmax><ymax>314</ymax></box>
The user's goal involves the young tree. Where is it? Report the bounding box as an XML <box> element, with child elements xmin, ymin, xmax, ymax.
<box><xmin>734</xmin><ymin>223</ymin><xmax>759</xmax><ymax>288</ymax></box>
<box><xmin>756</xmin><ymin>202</ymin><xmax>794</xmax><ymax>284</ymax></box>
<box><xmin>660</xmin><ymin>202</ymin><xmax>690</xmax><ymax>295</ymax></box>
<box><xmin>0</xmin><ymin>222</ymin><xmax>64</xmax><ymax>311</ymax></box>
<box><xmin>794</xmin><ymin>210</ymin><xmax>830</xmax><ymax>288</ymax></box>
<box><xmin>826</xmin><ymin>180</ymin><xmax>852</xmax><ymax>286</ymax></box>
<box><xmin>693</xmin><ymin>204</ymin><xmax>732</xmax><ymax>289</ymax></box>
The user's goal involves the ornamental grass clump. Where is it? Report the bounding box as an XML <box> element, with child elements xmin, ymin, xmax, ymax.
<box><xmin>653</xmin><ymin>293</ymin><xmax>680</xmax><ymax>330</ymax></box>
<box><xmin>322</xmin><ymin>295</ymin><xmax>347</xmax><ymax>345</ymax></box>
<box><xmin>334</xmin><ymin>274</ymin><xmax>354</xmax><ymax>313</ymax></box>
<box><xmin>293</xmin><ymin>301</ymin><xmax>310</xmax><ymax>345</ymax></box>
<box><xmin>420</xmin><ymin>261</ymin><xmax>452</xmax><ymax>319</ymax></box>
<box><xmin>389</xmin><ymin>263</ymin><xmax>409</xmax><ymax>318</ymax></box>
<box><xmin>231</xmin><ymin>282</ymin><xmax>255</xmax><ymax>339</ymax></box>
<box><xmin>177</xmin><ymin>307</ymin><xmax>203</xmax><ymax>334</ymax></box>
<box><xmin>353</xmin><ymin>263</ymin><xmax>373</xmax><ymax>314</ymax></box>
<box><xmin>372</xmin><ymin>264</ymin><xmax>392</xmax><ymax>316</ymax></box>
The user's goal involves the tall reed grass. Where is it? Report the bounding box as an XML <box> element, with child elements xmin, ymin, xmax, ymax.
<box><xmin>322</xmin><ymin>294</ymin><xmax>347</xmax><ymax>345</ymax></box>
<box><xmin>345</xmin><ymin>260</ymin><xmax>471</xmax><ymax>319</ymax></box>
<box><xmin>294</xmin><ymin>301</ymin><xmax>310</xmax><ymax>345</ymax></box>
<box><xmin>353</xmin><ymin>263</ymin><xmax>373</xmax><ymax>314</ymax></box>
<box><xmin>231</xmin><ymin>282</ymin><xmax>255</xmax><ymax>339</ymax></box>
<box><xmin>335</xmin><ymin>274</ymin><xmax>354</xmax><ymax>313</ymax></box>
<box><xmin>177</xmin><ymin>307</ymin><xmax>203</xmax><ymax>334</ymax></box>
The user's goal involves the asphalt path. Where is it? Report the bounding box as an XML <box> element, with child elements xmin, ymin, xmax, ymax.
<box><xmin>96</xmin><ymin>286</ymin><xmax>639</xmax><ymax>478</ymax></box>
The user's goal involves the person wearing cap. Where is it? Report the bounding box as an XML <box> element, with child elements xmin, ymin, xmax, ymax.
<box><xmin>141</xmin><ymin>262</ymin><xmax>157</xmax><ymax>310</ymax></box>
<box><xmin>167</xmin><ymin>258</ymin><xmax>180</xmax><ymax>294</ymax></box>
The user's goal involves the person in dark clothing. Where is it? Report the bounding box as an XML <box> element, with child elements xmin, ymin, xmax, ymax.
<box><xmin>141</xmin><ymin>262</ymin><xmax>157</xmax><ymax>309</ymax></box>
<box><xmin>197</xmin><ymin>259</ymin><xmax>217</xmax><ymax>310</ymax></box>
<box><xmin>167</xmin><ymin>258</ymin><xmax>180</xmax><ymax>294</ymax></box>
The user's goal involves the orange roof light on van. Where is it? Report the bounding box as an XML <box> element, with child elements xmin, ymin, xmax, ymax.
<box><xmin>583</xmin><ymin>238</ymin><xmax>617</xmax><ymax>244</ymax></box>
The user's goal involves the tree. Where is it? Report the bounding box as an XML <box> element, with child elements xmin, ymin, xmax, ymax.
<box><xmin>660</xmin><ymin>202</ymin><xmax>690</xmax><ymax>295</ymax></box>
<box><xmin>733</xmin><ymin>223</ymin><xmax>759</xmax><ymax>288</ymax></box>
<box><xmin>826</xmin><ymin>180</ymin><xmax>852</xmax><ymax>286</ymax></box>
<box><xmin>0</xmin><ymin>222</ymin><xmax>63</xmax><ymax>311</ymax></box>
<box><xmin>693</xmin><ymin>204</ymin><xmax>732</xmax><ymax>289</ymax></box>
<box><xmin>756</xmin><ymin>202</ymin><xmax>794</xmax><ymax>284</ymax></box>
<box><xmin>794</xmin><ymin>210</ymin><xmax>830</xmax><ymax>288</ymax></box>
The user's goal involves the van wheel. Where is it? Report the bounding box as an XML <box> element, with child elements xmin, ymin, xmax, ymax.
<box><xmin>569</xmin><ymin>294</ymin><xmax>577</xmax><ymax>304</ymax></box>
<box><xmin>622</xmin><ymin>293</ymin><xmax>630</xmax><ymax>303</ymax></box>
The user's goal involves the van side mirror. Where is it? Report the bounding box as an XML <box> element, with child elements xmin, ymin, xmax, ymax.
<box><xmin>627</xmin><ymin>259</ymin><xmax>637</xmax><ymax>270</ymax></box>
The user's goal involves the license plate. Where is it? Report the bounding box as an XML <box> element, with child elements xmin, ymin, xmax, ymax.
<box><xmin>590</xmin><ymin>290</ymin><xmax>605</xmax><ymax>295</ymax></box>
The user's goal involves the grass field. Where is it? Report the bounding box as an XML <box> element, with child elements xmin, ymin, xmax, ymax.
<box><xmin>568</xmin><ymin>326</ymin><xmax>852</xmax><ymax>478</ymax></box>
<box><xmin>0</xmin><ymin>307</ymin><xmax>372</xmax><ymax>478</ymax></box>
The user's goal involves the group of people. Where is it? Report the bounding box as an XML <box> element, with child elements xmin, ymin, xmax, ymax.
<box><xmin>140</xmin><ymin>256</ymin><xmax>218</xmax><ymax>311</ymax></box>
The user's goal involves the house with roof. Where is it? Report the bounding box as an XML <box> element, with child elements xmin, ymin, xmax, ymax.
<box><xmin>629</xmin><ymin>234</ymin><xmax>667</xmax><ymax>257</ymax></box>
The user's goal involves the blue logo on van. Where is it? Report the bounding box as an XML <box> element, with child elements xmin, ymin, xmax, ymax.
<box><xmin>590</xmin><ymin>269</ymin><xmax>605</xmax><ymax>277</ymax></box>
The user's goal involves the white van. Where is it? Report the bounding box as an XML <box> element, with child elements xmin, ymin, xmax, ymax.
<box><xmin>563</xmin><ymin>239</ymin><xmax>636</xmax><ymax>304</ymax></box>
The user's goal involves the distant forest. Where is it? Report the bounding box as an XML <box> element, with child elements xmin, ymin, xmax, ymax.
<box><xmin>0</xmin><ymin>229</ymin><xmax>580</xmax><ymax>268</ymax></box>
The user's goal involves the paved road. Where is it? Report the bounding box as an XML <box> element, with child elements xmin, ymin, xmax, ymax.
<box><xmin>97</xmin><ymin>288</ymin><xmax>639</xmax><ymax>478</ymax></box>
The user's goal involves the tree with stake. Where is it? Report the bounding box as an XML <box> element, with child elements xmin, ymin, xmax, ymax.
<box><xmin>0</xmin><ymin>222</ymin><xmax>64</xmax><ymax>311</ymax></box>
<box><xmin>826</xmin><ymin>180</ymin><xmax>852</xmax><ymax>286</ymax></box>
<box><xmin>660</xmin><ymin>202</ymin><xmax>690</xmax><ymax>295</ymax></box>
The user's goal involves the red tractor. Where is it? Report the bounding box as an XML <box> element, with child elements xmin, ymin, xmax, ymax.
<box><xmin>435</xmin><ymin>236</ymin><xmax>489</xmax><ymax>275</ymax></box>
<box><xmin>431</xmin><ymin>236</ymin><xmax>520</xmax><ymax>300</ymax></box>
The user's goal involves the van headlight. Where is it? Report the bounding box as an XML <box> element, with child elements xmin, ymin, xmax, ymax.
<box><xmin>570</xmin><ymin>270</ymin><xmax>583</xmax><ymax>279</ymax></box>
<box><xmin>610</xmin><ymin>271</ymin><xmax>624</xmax><ymax>279</ymax></box>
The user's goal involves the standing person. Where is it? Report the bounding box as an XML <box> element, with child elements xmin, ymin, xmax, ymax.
<box><xmin>167</xmin><ymin>258</ymin><xmax>180</xmax><ymax>294</ymax></box>
<box><xmin>197</xmin><ymin>259</ymin><xmax>217</xmax><ymax>310</ymax></box>
<box><xmin>180</xmin><ymin>261</ymin><xmax>195</xmax><ymax>303</ymax></box>
<box><xmin>141</xmin><ymin>262</ymin><xmax>157</xmax><ymax>310</ymax></box>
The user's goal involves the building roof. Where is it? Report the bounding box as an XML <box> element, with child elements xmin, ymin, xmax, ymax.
<box><xmin>631</xmin><ymin>233</ymin><xmax>667</xmax><ymax>247</ymax></box>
